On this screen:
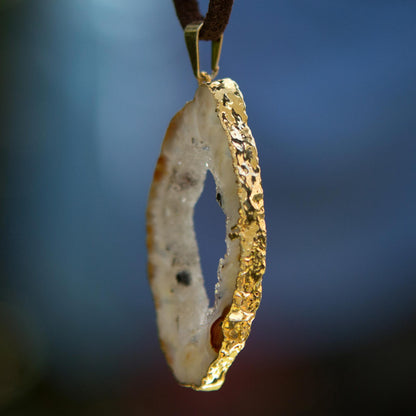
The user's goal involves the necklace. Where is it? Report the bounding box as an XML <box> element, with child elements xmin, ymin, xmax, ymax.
<box><xmin>147</xmin><ymin>0</ymin><xmax>266</xmax><ymax>391</ymax></box>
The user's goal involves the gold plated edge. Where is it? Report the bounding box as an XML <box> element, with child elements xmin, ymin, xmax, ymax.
<box><xmin>190</xmin><ymin>78</ymin><xmax>267</xmax><ymax>391</ymax></box>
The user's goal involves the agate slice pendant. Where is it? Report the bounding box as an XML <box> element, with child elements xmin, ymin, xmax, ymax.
<box><xmin>147</xmin><ymin>78</ymin><xmax>266</xmax><ymax>391</ymax></box>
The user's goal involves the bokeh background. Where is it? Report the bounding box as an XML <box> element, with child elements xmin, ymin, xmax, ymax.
<box><xmin>1</xmin><ymin>1</ymin><xmax>416</xmax><ymax>415</ymax></box>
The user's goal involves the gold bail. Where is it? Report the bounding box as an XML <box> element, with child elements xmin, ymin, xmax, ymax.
<box><xmin>184</xmin><ymin>22</ymin><xmax>223</xmax><ymax>84</ymax></box>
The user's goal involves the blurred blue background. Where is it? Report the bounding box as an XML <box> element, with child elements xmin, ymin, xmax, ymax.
<box><xmin>1</xmin><ymin>0</ymin><xmax>415</xmax><ymax>414</ymax></box>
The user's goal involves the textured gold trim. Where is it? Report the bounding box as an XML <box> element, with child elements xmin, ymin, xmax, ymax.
<box><xmin>188</xmin><ymin>78</ymin><xmax>267</xmax><ymax>391</ymax></box>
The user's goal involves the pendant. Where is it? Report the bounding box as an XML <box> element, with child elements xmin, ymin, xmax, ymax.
<box><xmin>147</xmin><ymin>23</ymin><xmax>266</xmax><ymax>391</ymax></box>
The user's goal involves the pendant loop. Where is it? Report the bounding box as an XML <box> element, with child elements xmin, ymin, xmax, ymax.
<box><xmin>184</xmin><ymin>22</ymin><xmax>223</xmax><ymax>84</ymax></box>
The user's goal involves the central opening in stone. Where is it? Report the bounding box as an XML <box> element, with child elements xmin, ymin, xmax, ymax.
<box><xmin>194</xmin><ymin>170</ymin><xmax>226</xmax><ymax>308</ymax></box>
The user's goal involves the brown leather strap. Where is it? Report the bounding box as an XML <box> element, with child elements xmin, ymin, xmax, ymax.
<box><xmin>173</xmin><ymin>0</ymin><xmax>234</xmax><ymax>41</ymax></box>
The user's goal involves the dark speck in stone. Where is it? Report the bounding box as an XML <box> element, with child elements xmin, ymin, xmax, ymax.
<box><xmin>216</xmin><ymin>192</ymin><xmax>222</xmax><ymax>206</ymax></box>
<box><xmin>176</xmin><ymin>270</ymin><xmax>191</xmax><ymax>286</ymax></box>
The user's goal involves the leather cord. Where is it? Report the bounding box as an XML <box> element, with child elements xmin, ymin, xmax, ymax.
<box><xmin>173</xmin><ymin>0</ymin><xmax>234</xmax><ymax>41</ymax></box>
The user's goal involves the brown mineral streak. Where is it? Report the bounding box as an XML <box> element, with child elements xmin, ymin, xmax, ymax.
<box><xmin>147</xmin><ymin>108</ymin><xmax>184</xmax><ymax>276</ymax></box>
<box><xmin>146</xmin><ymin>220</ymin><xmax>156</xmax><ymax>284</ymax></box>
<box><xmin>163</xmin><ymin>104</ymin><xmax>189</xmax><ymax>144</ymax></box>
<box><xmin>147</xmin><ymin>257</ymin><xmax>154</xmax><ymax>280</ymax></box>
<box><xmin>160</xmin><ymin>339</ymin><xmax>173</xmax><ymax>366</ymax></box>
<box><xmin>152</xmin><ymin>104</ymin><xmax>189</xmax><ymax>183</ymax></box>
<box><xmin>153</xmin><ymin>154</ymin><xmax>167</xmax><ymax>182</ymax></box>
<box><xmin>210</xmin><ymin>305</ymin><xmax>231</xmax><ymax>353</ymax></box>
